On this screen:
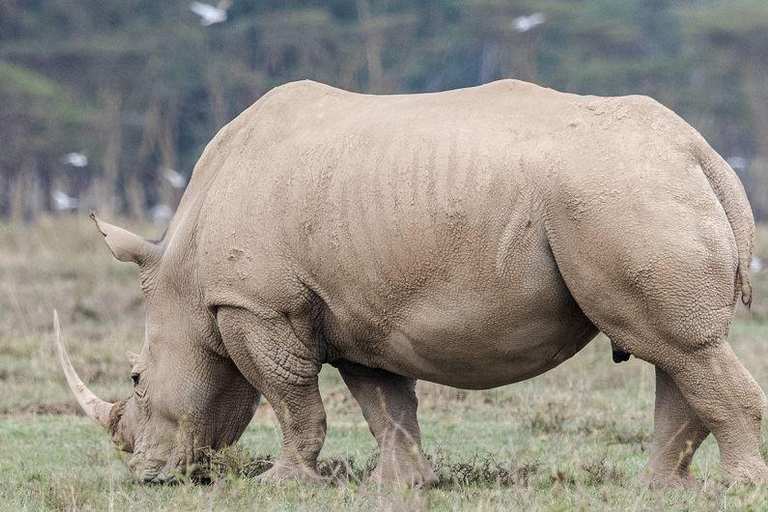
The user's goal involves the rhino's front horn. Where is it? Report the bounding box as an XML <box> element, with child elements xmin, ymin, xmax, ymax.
<box><xmin>54</xmin><ymin>310</ymin><xmax>114</xmax><ymax>429</ymax></box>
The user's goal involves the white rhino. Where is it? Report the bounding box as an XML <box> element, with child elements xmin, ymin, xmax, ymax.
<box><xmin>56</xmin><ymin>79</ymin><xmax>763</xmax><ymax>487</ymax></box>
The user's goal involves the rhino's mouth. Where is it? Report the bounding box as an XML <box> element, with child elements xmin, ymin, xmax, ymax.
<box><xmin>140</xmin><ymin>470</ymin><xmax>180</xmax><ymax>485</ymax></box>
<box><xmin>132</xmin><ymin>457</ymin><xmax>183</xmax><ymax>485</ymax></box>
<box><xmin>130</xmin><ymin>445</ymin><xmax>211</xmax><ymax>485</ymax></box>
<box><xmin>137</xmin><ymin>463</ymin><xmax>212</xmax><ymax>485</ymax></box>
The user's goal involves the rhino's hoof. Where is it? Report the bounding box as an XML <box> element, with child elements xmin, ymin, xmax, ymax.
<box><xmin>255</xmin><ymin>462</ymin><xmax>327</xmax><ymax>485</ymax></box>
<box><xmin>723</xmin><ymin>461</ymin><xmax>768</xmax><ymax>486</ymax></box>
<box><xmin>644</xmin><ymin>473</ymin><xmax>698</xmax><ymax>490</ymax></box>
<box><xmin>369</xmin><ymin>461</ymin><xmax>438</xmax><ymax>488</ymax></box>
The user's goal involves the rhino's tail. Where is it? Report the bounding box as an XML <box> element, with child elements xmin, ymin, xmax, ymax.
<box><xmin>695</xmin><ymin>143</ymin><xmax>756</xmax><ymax>308</ymax></box>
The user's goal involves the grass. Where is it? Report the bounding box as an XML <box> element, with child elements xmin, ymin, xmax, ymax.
<box><xmin>1</xmin><ymin>217</ymin><xmax>767</xmax><ymax>510</ymax></box>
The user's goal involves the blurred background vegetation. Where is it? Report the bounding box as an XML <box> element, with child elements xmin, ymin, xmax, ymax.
<box><xmin>1</xmin><ymin>0</ymin><xmax>766</xmax><ymax>222</ymax></box>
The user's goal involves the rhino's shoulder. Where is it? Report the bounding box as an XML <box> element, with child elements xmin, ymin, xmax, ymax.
<box><xmin>254</xmin><ymin>80</ymin><xmax>351</xmax><ymax>112</ymax></box>
<box><xmin>268</xmin><ymin>79</ymin><xmax>346</xmax><ymax>96</ymax></box>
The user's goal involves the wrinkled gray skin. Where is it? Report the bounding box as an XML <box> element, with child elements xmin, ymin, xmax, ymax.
<box><xmin>58</xmin><ymin>79</ymin><xmax>765</xmax><ymax>487</ymax></box>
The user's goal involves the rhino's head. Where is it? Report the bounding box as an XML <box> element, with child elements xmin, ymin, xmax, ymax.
<box><xmin>55</xmin><ymin>214</ymin><xmax>260</xmax><ymax>483</ymax></box>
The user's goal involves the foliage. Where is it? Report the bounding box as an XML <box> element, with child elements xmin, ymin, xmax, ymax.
<box><xmin>1</xmin><ymin>0</ymin><xmax>767</xmax><ymax>220</ymax></box>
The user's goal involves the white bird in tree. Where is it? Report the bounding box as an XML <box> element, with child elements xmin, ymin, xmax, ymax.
<box><xmin>61</xmin><ymin>152</ymin><xmax>88</xmax><ymax>167</ymax></box>
<box><xmin>727</xmin><ymin>156</ymin><xmax>747</xmax><ymax>171</ymax></box>
<box><xmin>189</xmin><ymin>0</ymin><xmax>231</xmax><ymax>26</ymax></box>
<box><xmin>150</xmin><ymin>204</ymin><xmax>174</xmax><ymax>225</ymax></box>
<box><xmin>52</xmin><ymin>190</ymin><xmax>78</xmax><ymax>210</ymax></box>
<box><xmin>512</xmin><ymin>12</ymin><xmax>546</xmax><ymax>33</ymax></box>
<box><xmin>163</xmin><ymin>168</ymin><xmax>188</xmax><ymax>189</ymax></box>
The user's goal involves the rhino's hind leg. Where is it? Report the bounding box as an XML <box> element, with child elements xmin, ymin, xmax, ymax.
<box><xmin>661</xmin><ymin>342</ymin><xmax>768</xmax><ymax>484</ymax></box>
<box><xmin>646</xmin><ymin>367</ymin><xmax>709</xmax><ymax>488</ymax></box>
<box><xmin>335</xmin><ymin>360</ymin><xmax>437</xmax><ymax>488</ymax></box>
<box><xmin>542</xmin><ymin>180</ymin><xmax>768</xmax><ymax>484</ymax></box>
<box><xmin>217</xmin><ymin>307</ymin><xmax>327</xmax><ymax>484</ymax></box>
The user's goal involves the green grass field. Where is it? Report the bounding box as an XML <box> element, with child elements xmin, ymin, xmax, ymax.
<box><xmin>1</xmin><ymin>218</ymin><xmax>767</xmax><ymax>511</ymax></box>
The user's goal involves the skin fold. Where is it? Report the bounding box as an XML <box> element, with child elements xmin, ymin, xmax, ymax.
<box><xmin>59</xmin><ymin>79</ymin><xmax>764</xmax><ymax>487</ymax></box>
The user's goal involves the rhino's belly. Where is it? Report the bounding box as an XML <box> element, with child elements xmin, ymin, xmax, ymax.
<box><xmin>330</xmin><ymin>287</ymin><xmax>599</xmax><ymax>390</ymax></box>
<box><xmin>318</xmin><ymin>200</ymin><xmax>599</xmax><ymax>388</ymax></box>
<box><xmin>379</xmin><ymin>314</ymin><xmax>597</xmax><ymax>389</ymax></box>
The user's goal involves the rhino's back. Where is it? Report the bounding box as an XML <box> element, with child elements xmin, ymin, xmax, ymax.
<box><xmin>246</xmin><ymin>78</ymin><xmax>587</xmax><ymax>151</ymax></box>
<box><xmin>204</xmin><ymin>78</ymin><xmax>685</xmax><ymax>206</ymax></box>
<box><xmin>210</xmin><ymin>78</ymin><xmax>596</xmax><ymax>231</ymax></box>
<box><xmin>190</xmin><ymin>78</ymin><xmax>683</xmax><ymax>215</ymax></box>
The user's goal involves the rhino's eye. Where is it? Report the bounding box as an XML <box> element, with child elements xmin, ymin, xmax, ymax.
<box><xmin>131</xmin><ymin>373</ymin><xmax>140</xmax><ymax>386</ymax></box>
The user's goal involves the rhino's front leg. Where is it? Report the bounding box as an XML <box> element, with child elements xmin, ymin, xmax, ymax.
<box><xmin>217</xmin><ymin>306</ymin><xmax>326</xmax><ymax>483</ymax></box>
<box><xmin>335</xmin><ymin>360</ymin><xmax>437</xmax><ymax>487</ymax></box>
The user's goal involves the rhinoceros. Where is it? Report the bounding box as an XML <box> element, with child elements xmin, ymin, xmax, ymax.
<box><xmin>55</xmin><ymin>79</ymin><xmax>764</xmax><ymax>487</ymax></box>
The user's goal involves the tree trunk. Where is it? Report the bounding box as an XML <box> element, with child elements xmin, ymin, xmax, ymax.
<box><xmin>158</xmin><ymin>100</ymin><xmax>181</xmax><ymax>209</ymax></box>
<box><xmin>38</xmin><ymin>155</ymin><xmax>53</xmax><ymax>214</ymax></box>
<box><xmin>101</xmin><ymin>87</ymin><xmax>123</xmax><ymax>217</ymax></box>
<box><xmin>0</xmin><ymin>166</ymin><xmax>9</xmax><ymax>218</ymax></box>
<box><xmin>208</xmin><ymin>74</ymin><xmax>227</xmax><ymax>131</ymax></box>
<box><xmin>10</xmin><ymin>153</ymin><xmax>34</xmax><ymax>222</ymax></box>
<box><xmin>742</xmin><ymin>56</ymin><xmax>768</xmax><ymax>221</ymax></box>
<box><xmin>125</xmin><ymin>173</ymin><xmax>144</xmax><ymax>220</ymax></box>
<box><xmin>356</xmin><ymin>0</ymin><xmax>384</xmax><ymax>93</ymax></box>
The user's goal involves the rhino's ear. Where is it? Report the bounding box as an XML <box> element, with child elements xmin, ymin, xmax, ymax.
<box><xmin>90</xmin><ymin>211</ymin><xmax>158</xmax><ymax>265</ymax></box>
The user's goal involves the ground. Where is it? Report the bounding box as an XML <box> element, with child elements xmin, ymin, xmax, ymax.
<box><xmin>1</xmin><ymin>218</ymin><xmax>767</xmax><ymax>511</ymax></box>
